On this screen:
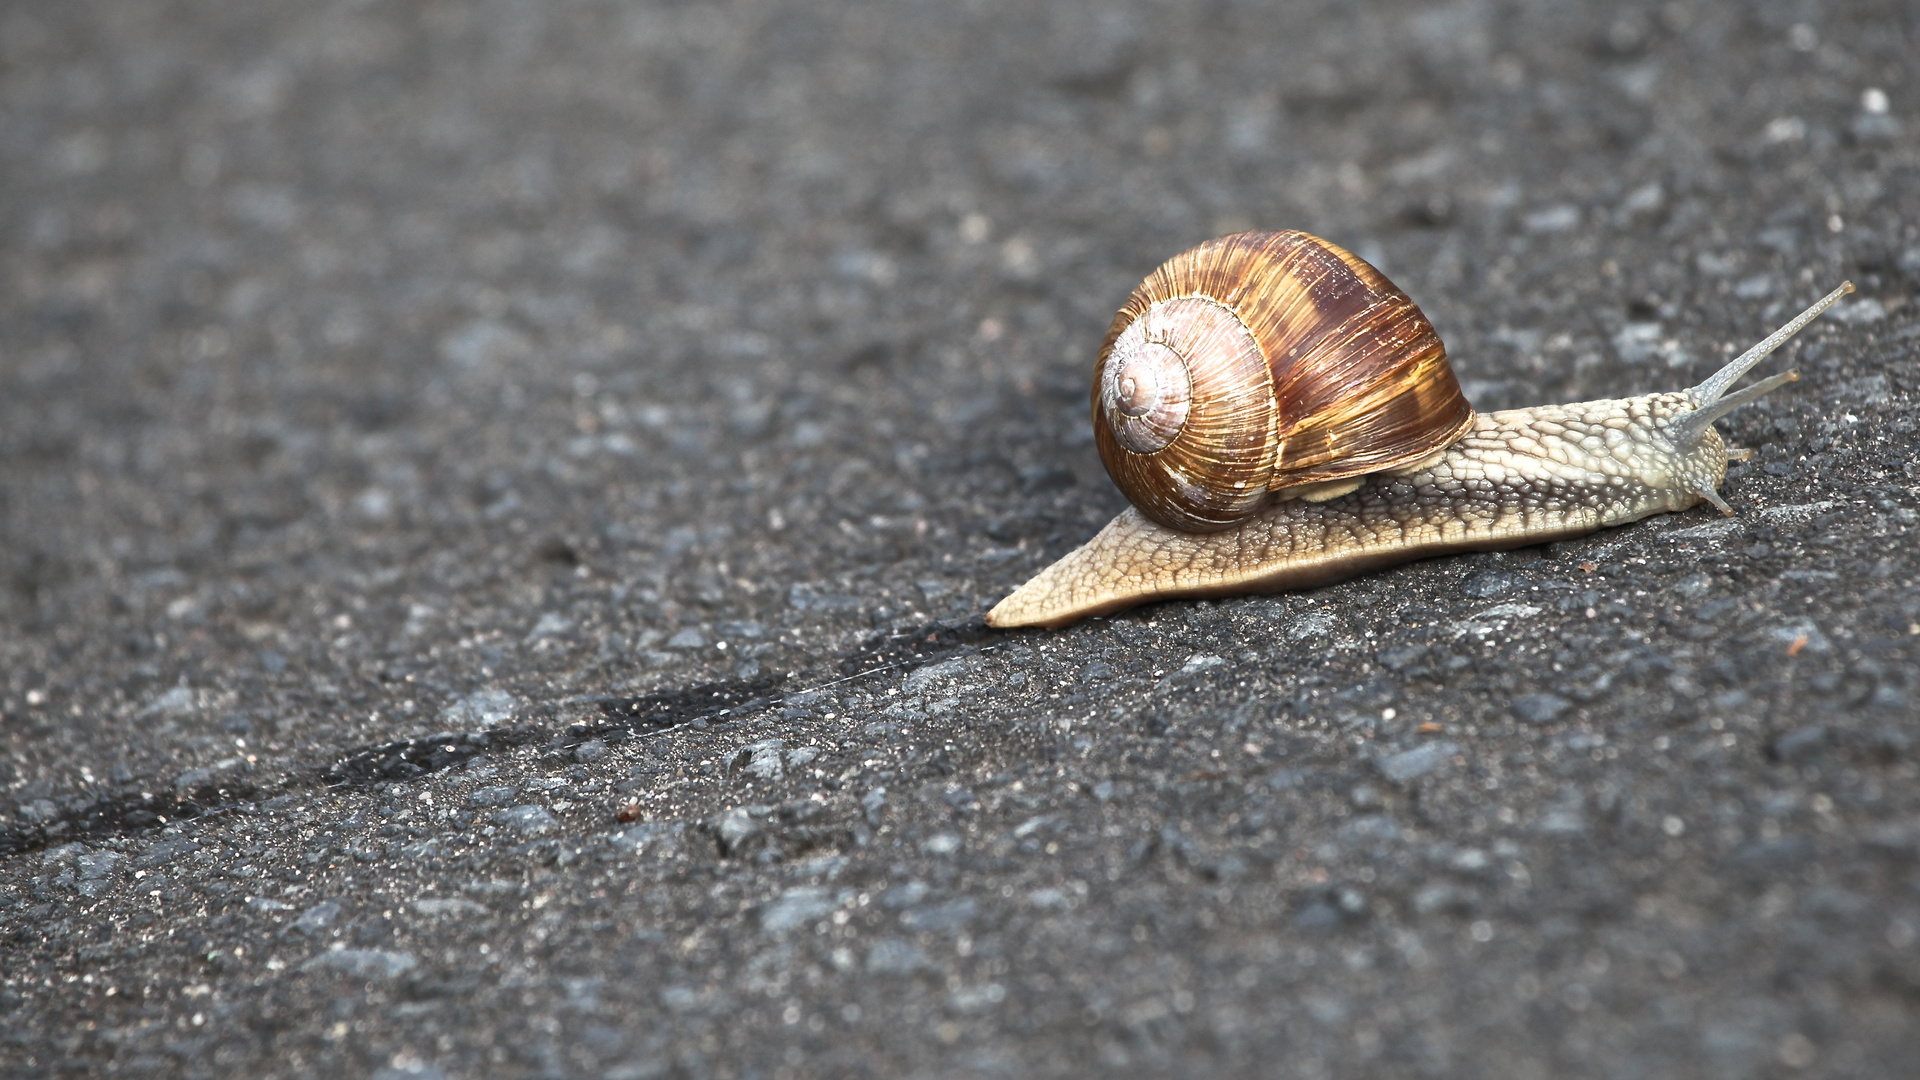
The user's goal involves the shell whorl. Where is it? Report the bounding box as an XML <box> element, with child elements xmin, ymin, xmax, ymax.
<box><xmin>1092</xmin><ymin>231</ymin><xmax>1476</xmax><ymax>533</ymax></box>
<box><xmin>1100</xmin><ymin>337</ymin><xmax>1190</xmax><ymax>454</ymax></box>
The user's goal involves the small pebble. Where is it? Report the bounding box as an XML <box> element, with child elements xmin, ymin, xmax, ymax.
<box><xmin>131</xmin><ymin>837</ymin><xmax>200</xmax><ymax>871</ymax></box>
<box><xmin>172</xmin><ymin>757</ymin><xmax>249</xmax><ymax>795</ymax></box>
<box><xmin>1412</xmin><ymin>882</ymin><xmax>1476</xmax><ymax>916</ymax></box>
<box><xmin>1462</xmin><ymin>568</ymin><xmax>1519</xmax><ymax>599</ymax></box>
<box><xmin>711</xmin><ymin>806</ymin><xmax>764</xmax><ymax>854</ymax></box>
<box><xmin>439</xmin><ymin>690</ymin><xmax>518</xmax><ymax>727</ymax></box>
<box><xmin>1027</xmin><ymin>888</ymin><xmax>1070</xmax><ymax>911</ymax></box>
<box><xmin>904</xmin><ymin>658</ymin><xmax>967</xmax><ymax>693</ymax></box>
<box><xmin>1287</xmin><ymin>612</ymin><xmax>1336</xmax><ymax>641</ymax></box>
<box><xmin>1674</xmin><ymin>573</ymin><xmax>1714</xmax><ymax>599</ymax></box>
<box><xmin>860</xmin><ymin>788</ymin><xmax>889</xmax><ymax>825</ymax></box>
<box><xmin>759</xmin><ymin>887</ymin><xmax>837</xmax><ymax>935</ymax></box>
<box><xmin>465</xmin><ymin>786</ymin><xmax>519</xmax><ymax>808</ymax></box>
<box><xmin>412</xmin><ymin>898</ymin><xmax>488</xmax><ymax>919</ymax></box>
<box><xmin>300</xmin><ymin>949</ymin><xmax>417</xmax><ymax>980</ymax></box>
<box><xmin>1769</xmin><ymin>726</ymin><xmax>1828</xmax><ymax>763</ymax></box>
<box><xmin>492</xmin><ymin>805</ymin><xmax>559</xmax><ymax>836</ymax></box>
<box><xmin>740</xmin><ymin>740</ymin><xmax>786</xmax><ymax>782</ymax></box>
<box><xmin>1376</xmin><ymin>645</ymin><xmax>1431</xmax><ymax>672</ymax></box>
<box><xmin>1375</xmin><ymin>742</ymin><xmax>1460</xmax><ymax>785</ymax></box>
<box><xmin>1512</xmin><ymin>694</ymin><xmax>1571</xmax><ymax>725</ymax></box>
<box><xmin>293</xmin><ymin>901</ymin><xmax>342</xmax><ymax>935</ymax></box>
<box><xmin>666</xmin><ymin>627</ymin><xmax>708</xmax><ymax>650</ymax></box>
<box><xmin>881</xmin><ymin>881</ymin><xmax>930</xmax><ymax>910</ymax></box>
<box><xmin>75</xmin><ymin>851</ymin><xmax>126</xmax><ymax>898</ymax></box>
<box><xmin>866</xmin><ymin>938</ymin><xmax>929</xmax><ymax>975</ymax></box>
<box><xmin>900</xmin><ymin>897</ymin><xmax>976</xmax><ymax>933</ymax></box>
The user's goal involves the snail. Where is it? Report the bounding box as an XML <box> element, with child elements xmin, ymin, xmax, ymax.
<box><xmin>986</xmin><ymin>230</ymin><xmax>1853</xmax><ymax>629</ymax></box>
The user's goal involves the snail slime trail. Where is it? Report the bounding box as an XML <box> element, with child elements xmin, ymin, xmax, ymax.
<box><xmin>986</xmin><ymin>230</ymin><xmax>1854</xmax><ymax>629</ymax></box>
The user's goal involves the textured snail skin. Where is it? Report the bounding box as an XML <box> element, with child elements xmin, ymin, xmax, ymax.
<box><xmin>987</xmin><ymin>394</ymin><xmax>1728</xmax><ymax>629</ymax></box>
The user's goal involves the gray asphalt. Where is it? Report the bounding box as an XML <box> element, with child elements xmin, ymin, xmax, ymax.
<box><xmin>3</xmin><ymin>2</ymin><xmax>1917</xmax><ymax>1077</ymax></box>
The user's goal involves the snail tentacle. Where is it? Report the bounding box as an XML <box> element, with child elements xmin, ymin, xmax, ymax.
<box><xmin>1685</xmin><ymin>281</ymin><xmax>1852</xmax><ymax>410</ymax></box>
<box><xmin>1671</xmin><ymin>282</ymin><xmax>1849</xmax><ymax>453</ymax></box>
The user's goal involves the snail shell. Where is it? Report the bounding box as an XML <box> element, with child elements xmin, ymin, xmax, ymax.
<box><xmin>1093</xmin><ymin>231</ymin><xmax>1475</xmax><ymax>532</ymax></box>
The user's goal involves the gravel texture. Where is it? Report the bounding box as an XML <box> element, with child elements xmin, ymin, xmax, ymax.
<box><xmin>3</xmin><ymin>2</ymin><xmax>1918</xmax><ymax>1078</ymax></box>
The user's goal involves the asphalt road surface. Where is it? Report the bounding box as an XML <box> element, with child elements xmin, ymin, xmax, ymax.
<box><xmin>4</xmin><ymin>2</ymin><xmax>1918</xmax><ymax>1077</ymax></box>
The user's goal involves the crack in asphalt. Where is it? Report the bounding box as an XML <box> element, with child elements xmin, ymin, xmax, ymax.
<box><xmin>0</xmin><ymin>618</ymin><xmax>1000</xmax><ymax>860</ymax></box>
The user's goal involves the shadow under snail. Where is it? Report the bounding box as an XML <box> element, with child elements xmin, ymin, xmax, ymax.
<box><xmin>987</xmin><ymin>229</ymin><xmax>1853</xmax><ymax>629</ymax></box>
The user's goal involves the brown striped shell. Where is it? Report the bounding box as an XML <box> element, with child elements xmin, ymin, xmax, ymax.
<box><xmin>1092</xmin><ymin>230</ymin><xmax>1476</xmax><ymax>532</ymax></box>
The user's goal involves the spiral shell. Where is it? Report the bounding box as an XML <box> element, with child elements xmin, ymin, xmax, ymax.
<box><xmin>1092</xmin><ymin>231</ymin><xmax>1475</xmax><ymax>532</ymax></box>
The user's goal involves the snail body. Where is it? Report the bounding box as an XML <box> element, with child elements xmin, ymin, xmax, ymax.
<box><xmin>987</xmin><ymin>231</ymin><xmax>1853</xmax><ymax>629</ymax></box>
